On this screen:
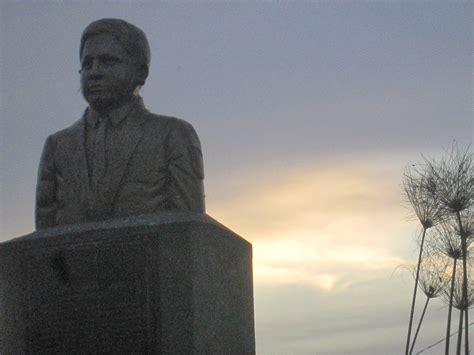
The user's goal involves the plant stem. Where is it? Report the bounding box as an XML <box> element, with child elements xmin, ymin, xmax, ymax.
<box><xmin>446</xmin><ymin>257</ymin><xmax>458</xmax><ymax>355</ymax></box>
<box><xmin>410</xmin><ymin>296</ymin><xmax>430</xmax><ymax>355</ymax></box>
<box><xmin>456</xmin><ymin>211</ymin><xmax>469</xmax><ymax>355</ymax></box>
<box><xmin>457</xmin><ymin>307</ymin><xmax>464</xmax><ymax>355</ymax></box>
<box><xmin>406</xmin><ymin>227</ymin><xmax>427</xmax><ymax>355</ymax></box>
<box><xmin>461</xmin><ymin>239</ymin><xmax>469</xmax><ymax>355</ymax></box>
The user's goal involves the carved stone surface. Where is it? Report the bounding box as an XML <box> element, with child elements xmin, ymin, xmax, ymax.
<box><xmin>36</xmin><ymin>19</ymin><xmax>205</xmax><ymax>230</ymax></box>
<box><xmin>27</xmin><ymin>239</ymin><xmax>150</xmax><ymax>352</ymax></box>
<box><xmin>0</xmin><ymin>213</ymin><xmax>255</xmax><ymax>354</ymax></box>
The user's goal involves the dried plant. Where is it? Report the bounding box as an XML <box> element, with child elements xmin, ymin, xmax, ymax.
<box><xmin>403</xmin><ymin>164</ymin><xmax>444</xmax><ymax>355</ymax></box>
<box><xmin>453</xmin><ymin>207</ymin><xmax>473</xmax><ymax>354</ymax></box>
<box><xmin>457</xmin><ymin>208</ymin><xmax>474</xmax><ymax>240</ymax></box>
<box><xmin>442</xmin><ymin>259</ymin><xmax>473</xmax><ymax>355</ymax></box>
<box><xmin>429</xmin><ymin>219</ymin><xmax>470</xmax><ymax>355</ymax></box>
<box><xmin>423</xmin><ymin>144</ymin><xmax>473</xmax><ymax>355</ymax></box>
<box><xmin>453</xmin><ymin>204</ymin><xmax>473</xmax><ymax>355</ymax></box>
<box><xmin>409</xmin><ymin>254</ymin><xmax>448</xmax><ymax>354</ymax></box>
<box><xmin>430</xmin><ymin>219</ymin><xmax>465</xmax><ymax>260</ymax></box>
<box><xmin>404</xmin><ymin>165</ymin><xmax>444</xmax><ymax>228</ymax></box>
<box><xmin>424</xmin><ymin>144</ymin><xmax>473</xmax><ymax>214</ymax></box>
<box><xmin>444</xmin><ymin>206</ymin><xmax>474</xmax><ymax>354</ymax></box>
<box><xmin>403</xmin><ymin>144</ymin><xmax>473</xmax><ymax>354</ymax></box>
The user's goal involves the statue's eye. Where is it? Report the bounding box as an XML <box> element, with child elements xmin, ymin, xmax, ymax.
<box><xmin>81</xmin><ymin>59</ymin><xmax>92</xmax><ymax>70</ymax></box>
<box><xmin>102</xmin><ymin>56</ymin><xmax>121</xmax><ymax>66</ymax></box>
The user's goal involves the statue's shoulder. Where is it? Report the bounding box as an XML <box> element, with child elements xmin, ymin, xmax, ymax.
<box><xmin>145</xmin><ymin>112</ymin><xmax>192</xmax><ymax>127</ymax></box>
<box><xmin>145</xmin><ymin>112</ymin><xmax>198</xmax><ymax>136</ymax></box>
<box><xmin>46</xmin><ymin>116</ymin><xmax>85</xmax><ymax>142</ymax></box>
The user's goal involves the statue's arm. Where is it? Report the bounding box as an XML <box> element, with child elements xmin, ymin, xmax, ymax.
<box><xmin>166</xmin><ymin>119</ymin><xmax>205</xmax><ymax>213</ymax></box>
<box><xmin>35</xmin><ymin>135</ymin><xmax>58</xmax><ymax>229</ymax></box>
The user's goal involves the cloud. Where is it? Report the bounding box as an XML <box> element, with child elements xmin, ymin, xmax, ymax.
<box><xmin>207</xmin><ymin>153</ymin><xmax>419</xmax><ymax>291</ymax></box>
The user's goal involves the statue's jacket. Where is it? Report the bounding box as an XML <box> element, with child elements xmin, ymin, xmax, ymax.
<box><xmin>35</xmin><ymin>97</ymin><xmax>205</xmax><ymax>229</ymax></box>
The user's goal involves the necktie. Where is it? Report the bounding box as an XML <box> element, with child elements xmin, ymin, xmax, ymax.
<box><xmin>92</xmin><ymin>116</ymin><xmax>108</xmax><ymax>189</ymax></box>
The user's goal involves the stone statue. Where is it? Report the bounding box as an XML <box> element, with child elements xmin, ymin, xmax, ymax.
<box><xmin>35</xmin><ymin>19</ymin><xmax>205</xmax><ymax>229</ymax></box>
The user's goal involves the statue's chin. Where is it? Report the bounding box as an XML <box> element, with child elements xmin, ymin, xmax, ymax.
<box><xmin>89</xmin><ymin>99</ymin><xmax>110</xmax><ymax>110</ymax></box>
<box><xmin>84</xmin><ymin>91</ymin><xmax>134</xmax><ymax>114</ymax></box>
<box><xmin>84</xmin><ymin>94</ymin><xmax>116</xmax><ymax>113</ymax></box>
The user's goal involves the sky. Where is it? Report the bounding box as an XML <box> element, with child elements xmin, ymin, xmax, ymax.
<box><xmin>1</xmin><ymin>1</ymin><xmax>472</xmax><ymax>354</ymax></box>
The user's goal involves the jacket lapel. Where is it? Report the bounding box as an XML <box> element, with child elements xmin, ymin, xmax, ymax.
<box><xmin>102</xmin><ymin>101</ymin><xmax>148</xmax><ymax>207</ymax></box>
<box><xmin>69</xmin><ymin>117</ymin><xmax>91</xmax><ymax>212</ymax></box>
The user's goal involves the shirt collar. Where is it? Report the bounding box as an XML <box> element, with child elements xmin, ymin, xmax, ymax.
<box><xmin>86</xmin><ymin>96</ymin><xmax>142</xmax><ymax>128</ymax></box>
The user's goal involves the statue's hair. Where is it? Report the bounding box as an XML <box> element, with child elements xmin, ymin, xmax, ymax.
<box><xmin>80</xmin><ymin>18</ymin><xmax>151</xmax><ymax>71</ymax></box>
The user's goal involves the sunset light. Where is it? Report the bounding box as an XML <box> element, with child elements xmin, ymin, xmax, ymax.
<box><xmin>1</xmin><ymin>1</ymin><xmax>471</xmax><ymax>353</ymax></box>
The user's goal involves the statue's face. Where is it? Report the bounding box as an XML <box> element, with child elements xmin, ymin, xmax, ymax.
<box><xmin>80</xmin><ymin>33</ymin><xmax>140</xmax><ymax>112</ymax></box>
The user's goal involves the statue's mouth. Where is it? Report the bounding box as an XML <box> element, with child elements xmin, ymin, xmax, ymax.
<box><xmin>87</xmin><ymin>85</ymin><xmax>104</xmax><ymax>93</ymax></box>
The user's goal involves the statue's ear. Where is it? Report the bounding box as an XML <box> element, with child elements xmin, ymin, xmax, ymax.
<box><xmin>136</xmin><ymin>64</ymin><xmax>149</xmax><ymax>86</ymax></box>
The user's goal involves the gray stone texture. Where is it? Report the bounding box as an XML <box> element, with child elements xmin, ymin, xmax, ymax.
<box><xmin>0</xmin><ymin>212</ymin><xmax>255</xmax><ymax>354</ymax></box>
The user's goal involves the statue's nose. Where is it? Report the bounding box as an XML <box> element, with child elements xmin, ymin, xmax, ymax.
<box><xmin>88</xmin><ymin>60</ymin><xmax>105</xmax><ymax>77</ymax></box>
<box><xmin>79</xmin><ymin>59</ymin><xmax>105</xmax><ymax>78</ymax></box>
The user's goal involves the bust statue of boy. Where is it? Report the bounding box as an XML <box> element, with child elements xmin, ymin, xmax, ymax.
<box><xmin>35</xmin><ymin>18</ymin><xmax>205</xmax><ymax>229</ymax></box>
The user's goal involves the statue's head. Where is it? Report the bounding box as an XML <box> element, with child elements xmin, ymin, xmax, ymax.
<box><xmin>79</xmin><ymin>19</ymin><xmax>150</xmax><ymax>113</ymax></box>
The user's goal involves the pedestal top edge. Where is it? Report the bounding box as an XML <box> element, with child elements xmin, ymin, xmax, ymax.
<box><xmin>2</xmin><ymin>212</ymin><xmax>247</xmax><ymax>246</ymax></box>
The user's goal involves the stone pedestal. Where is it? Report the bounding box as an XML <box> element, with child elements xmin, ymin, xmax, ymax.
<box><xmin>0</xmin><ymin>212</ymin><xmax>255</xmax><ymax>354</ymax></box>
